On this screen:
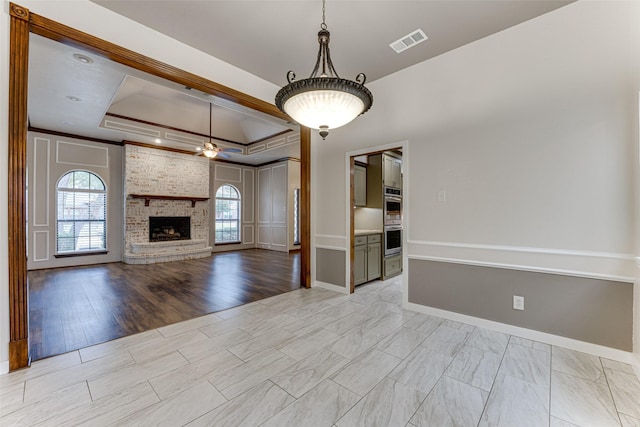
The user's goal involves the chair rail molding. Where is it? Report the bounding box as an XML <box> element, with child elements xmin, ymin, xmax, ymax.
<box><xmin>407</xmin><ymin>240</ymin><xmax>635</xmax><ymax>282</ymax></box>
<box><xmin>315</xmin><ymin>234</ymin><xmax>347</xmax><ymax>250</ymax></box>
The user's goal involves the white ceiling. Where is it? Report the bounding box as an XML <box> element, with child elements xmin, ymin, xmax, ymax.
<box><xmin>90</xmin><ymin>0</ymin><xmax>574</xmax><ymax>85</ymax></box>
<box><xmin>28</xmin><ymin>1</ymin><xmax>574</xmax><ymax>165</ymax></box>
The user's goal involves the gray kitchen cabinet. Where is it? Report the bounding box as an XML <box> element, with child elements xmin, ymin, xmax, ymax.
<box><xmin>383</xmin><ymin>154</ymin><xmax>402</xmax><ymax>188</ymax></box>
<box><xmin>355</xmin><ymin>233</ymin><xmax>381</xmax><ymax>285</ymax></box>
<box><xmin>367</xmin><ymin>240</ymin><xmax>381</xmax><ymax>280</ymax></box>
<box><xmin>383</xmin><ymin>253</ymin><xmax>402</xmax><ymax>279</ymax></box>
<box><xmin>354</xmin><ymin>164</ymin><xmax>367</xmax><ymax>207</ymax></box>
<box><xmin>354</xmin><ymin>236</ymin><xmax>367</xmax><ymax>285</ymax></box>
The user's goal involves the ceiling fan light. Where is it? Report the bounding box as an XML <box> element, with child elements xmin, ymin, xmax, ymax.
<box><xmin>203</xmin><ymin>149</ymin><xmax>217</xmax><ymax>158</ymax></box>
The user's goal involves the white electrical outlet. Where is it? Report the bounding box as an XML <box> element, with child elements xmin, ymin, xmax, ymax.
<box><xmin>513</xmin><ymin>295</ymin><xmax>524</xmax><ymax>311</ymax></box>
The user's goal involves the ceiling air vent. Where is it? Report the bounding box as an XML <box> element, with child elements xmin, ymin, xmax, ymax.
<box><xmin>389</xmin><ymin>29</ymin><xmax>428</xmax><ymax>54</ymax></box>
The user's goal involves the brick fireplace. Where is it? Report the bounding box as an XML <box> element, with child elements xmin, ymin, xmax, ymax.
<box><xmin>123</xmin><ymin>145</ymin><xmax>212</xmax><ymax>264</ymax></box>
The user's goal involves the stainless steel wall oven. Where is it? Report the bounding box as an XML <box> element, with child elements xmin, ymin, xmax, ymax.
<box><xmin>384</xmin><ymin>226</ymin><xmax>402</xmax><ymax>256</ymax></box>
<box><xmin>384</xmin><ymin>187</ymin><xmax>402</xmax><ymax>225</ymax></box>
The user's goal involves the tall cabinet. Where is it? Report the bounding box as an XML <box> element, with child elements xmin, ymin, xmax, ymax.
<box><xmin>257</xmin><ymin>160</ymin><xmax>300</xmax><ymax>252</ymax></box>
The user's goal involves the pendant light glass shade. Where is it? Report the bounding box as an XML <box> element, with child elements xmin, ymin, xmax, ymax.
<box><xmin>280</xmin><ymin>84</ymin><xmax>368</xmax><ymax>131</ymax></box>
<box><xmin>275</xmin><ymin>3</ymin><xmax>372</xmax><ymax>140</ymax></box>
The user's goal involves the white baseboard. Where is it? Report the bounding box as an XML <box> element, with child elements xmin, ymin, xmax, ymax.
<box><xmin>405</xmin><ymin>302</ymin><xmax>638</xmax><ymax>367</ymax></box>
<box><xmin>633</xmin><ymin>353</ymin><xmax>640</xmax><ymax>381</ymax></box>
<box><xmin>313</xmin><ymin>280</ymin><xmax>350</xmax><ymax>294</ymax></box>
<box><xmin>0</xmin><ymin>360</ymin><xmax>8</xmax><ymax>376</ymax></box>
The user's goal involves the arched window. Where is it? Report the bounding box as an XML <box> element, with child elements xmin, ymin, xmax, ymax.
<box><xmin>215</xmin><ymin>184</ymin><xmax>241</xmax><ymax>243</ymax></box>
<box><xmin>56</xmin><ymin>170</ymin><xmax>107</xmax><ymax>253</ymax></box>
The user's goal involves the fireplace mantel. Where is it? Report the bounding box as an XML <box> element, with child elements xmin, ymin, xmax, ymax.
<box><xmin>129</xmin><ymin>194</ymin><xmax>209</xmax><ymax>207</ymax></box>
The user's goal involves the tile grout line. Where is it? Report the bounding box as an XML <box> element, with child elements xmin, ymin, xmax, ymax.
<box><xmin>475</xmin><ymin>334</ymin><xmax>513</xmax><ymax>427</ymax></box>
<box><xmin>147</xmin><ymin>379</ymin><xmax>163</xmax><ymax>402</ymax></box>
<box><xmin>404</xmin><ymin>327</ymin><xmax>478</xmax><ymax>426</ymax></box>
<box><xmin>550</xmin><ymin>363</ymin><xmax>611</xmax><ymax>384</ymax></box>
<box><xmin>254</xmin><ymin>382</ymin><xmax>294</xmax><ymax>427</ymax></box>
<box><xmin>328</xmin><ymin>378</ymin><xmax>366</xmax><ymax>427</ymax></box>
<box><xmin>269</xmin><ymin>379</ymin><xmax>297</xmax><ymax>401</ymax></box>
<box><xmin>599</xmin><ymin>355</ymin><xmax>625</xmax><ymax>426</ymax></box>
<box><xmin>85</xmin><ymin>379</ymin><xmax>94</xmax><ymax>402</ymax></box>
<box><xmin>442</xmin><ymin>373</ymin><xmax>493</xmax><ymax>394</ymax></box>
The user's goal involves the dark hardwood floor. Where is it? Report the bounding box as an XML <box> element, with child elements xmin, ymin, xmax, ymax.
<box><xmin>28</xmin><ymin>249</ymin><xmax>301</xmax><ymax>361</ymax></box>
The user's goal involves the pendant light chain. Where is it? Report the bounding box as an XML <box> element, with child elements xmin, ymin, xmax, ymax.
<box><xmin>321</xmin><ymin>0</ymin><xmax>327</xmax><ymax>30</ymax></box>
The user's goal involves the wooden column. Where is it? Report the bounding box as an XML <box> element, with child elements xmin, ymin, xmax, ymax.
<box><xmin>300</xmin><ymin>127</ymin><xmax>311</xmax><ymax>288</ymax></box>
<box><xmin>8</xmin><ymin>2</ymin><xmax>30</xmax><ymax>371</ymax></box>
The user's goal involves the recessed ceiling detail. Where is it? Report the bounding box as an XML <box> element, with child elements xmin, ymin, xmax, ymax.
<box><xmin>28</xmin><ymin>34</ymin><xmax>301</xmax><ymax>166</ymax></box>
<box><xmin>389</xmin><ymin>29</ymin><xmax>428</xmax><ymax>54</ymax></box>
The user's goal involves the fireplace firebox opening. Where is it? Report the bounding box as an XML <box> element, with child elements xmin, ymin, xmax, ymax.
<box><xmin>149</xmin><ymin>216</ymin><xmax>191</xmax><ymax>242</ymax></box>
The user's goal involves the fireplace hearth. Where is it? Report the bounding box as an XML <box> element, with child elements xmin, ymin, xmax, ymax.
<box><xmin>149</xmin><ymin>216</ymin><xmax>191</xmax><ymax>242</ymax></box>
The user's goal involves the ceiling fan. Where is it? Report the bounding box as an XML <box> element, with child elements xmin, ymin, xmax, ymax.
<box><xmin>198</xmin><ymin>102</ymin><xmax>243</xmax><ymax>159</ymax></box>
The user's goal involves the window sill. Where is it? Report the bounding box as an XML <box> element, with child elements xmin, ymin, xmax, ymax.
<box><xmin>54</xmin><ymin>250</ymin><xmax>108</xmax><ymax>258</ymax></box>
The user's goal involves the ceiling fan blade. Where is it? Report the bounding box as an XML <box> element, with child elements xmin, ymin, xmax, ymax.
<box><xmin>217</xmin><ymin>152</ymin><xmax>232</xmax><ymax>159</ymax></box>
<box><xmin>219</xmin><ymin>147</ymin><xmax>243</xmax><ymax>153</ymax></box>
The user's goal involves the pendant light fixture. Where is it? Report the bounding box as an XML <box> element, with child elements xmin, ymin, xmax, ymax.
<box><xmin>275</xmin><ymin>0</ymin><xmax>373</xmax><ymax>140</ymax></box>
<box><xmin>202</xmin><ymin>102</ymin><xmax>218</xmax><ymax>158</ymax></box>
<box><xmin>200</xmin><ymin>103</ymin><xmax>243</xmax><ymax>159</ymax></box>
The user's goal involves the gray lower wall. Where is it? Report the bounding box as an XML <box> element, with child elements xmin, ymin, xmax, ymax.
<box><xmin>408</xmin><ymin>259</ymin><xmax>633</xmax><ymax>351</ymax></box>
<box><xmin>316</xmin><ymin>248</ymin><xmax>346</xmax><ymax>288</ymax></box>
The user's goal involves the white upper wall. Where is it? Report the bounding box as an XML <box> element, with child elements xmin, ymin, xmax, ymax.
<box><xmin>314</xmin><ymin>0</ymin><xmax>639</xmax><ymax>262</ymax></box>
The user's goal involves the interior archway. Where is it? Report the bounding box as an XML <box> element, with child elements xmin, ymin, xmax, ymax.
<box><xmin>7</xmin><ymin>2</ymin><xmax>311</xmax><ymax>371</ymax></box>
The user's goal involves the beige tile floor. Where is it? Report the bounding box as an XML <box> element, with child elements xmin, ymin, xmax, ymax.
<box><xmin>1</xmin><ymin>275</ymin><xmax>639</xmax><ymax>426</ymax></box>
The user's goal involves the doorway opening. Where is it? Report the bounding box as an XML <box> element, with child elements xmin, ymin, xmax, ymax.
<box><xmin>347</xmin><ymin>142</ymin><xmax>408</xmax><ymax>294</ymax></box>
